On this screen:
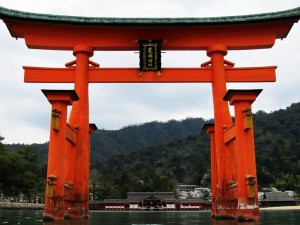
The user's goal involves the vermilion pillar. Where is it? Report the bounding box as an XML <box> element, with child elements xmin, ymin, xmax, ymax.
<box><xmin>65</xmin><ymin>45</ymin><xmax>94</xmax><ymax>219</ymax></box>
<box><xmin>224</xmin><ymin>89</ymin><xmax>262</xmax><ymax>222</ymax></box>
<box><xmin>207</xmin><ymin>44</ymin><xmax>234</xmax><ymax>218</ymax></box>
<box><xmin>42</xmin><ymin>90</ymin><xmax>79</xmax><ymax>221</ymax></box>
<box><xmin>203</xmin><ymin>123</ymin><xmax>217</xmax><ymax>216</ymax></box>
<box><xmin>85</xmin><ymin>124</ymin><xmax>98</xmax><ymax>211</ymax></box>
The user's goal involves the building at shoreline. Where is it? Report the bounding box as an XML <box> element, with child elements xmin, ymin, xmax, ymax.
<box><xmin>89</xmin><ymin>192</ymin><xmax>211</xmax><ymax>211</ymax></box>
<box><xmin>259</xmin><ymin>192</ymin><xmax>298</xmax><ymax>208</ymax></box>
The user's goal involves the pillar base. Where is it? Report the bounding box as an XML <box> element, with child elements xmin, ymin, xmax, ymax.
<box><xmin>64</xmin><ymin>202</ymin><xmax>90</xmax><ymax>220</ymax></box>
<box><xmin>211</xmin><ymin>206</ymin><xmax>259</xmax><ymax>222</ymax></box>
<box><xmin>212</xmin><ymin>208</ymin><xmax>236</xmax><ymax>220</ymax></box>
<box><xmin>42</xmin><ymin>215</ymin><xmax>55</xmax><ymax>222</ymax></box>
<box><xmin>236</xmin><ymin>207</ymin><xmax>259</xmax><ymax>222</ymax></box>
<box><xmin>43</xmin><ymin>210</ymin><xmax>64</xmax><ymax>221</ymax></box>
<box><xmin>43</xmin><ymin>199</ymin><xmax>65</xmax><ymax>221</ymax></box>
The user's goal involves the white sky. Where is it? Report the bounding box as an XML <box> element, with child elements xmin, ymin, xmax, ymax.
<box><xmin>0</xmin><ymin>0</ymin><xmax>299</xmax><ymax>144</ymax></box>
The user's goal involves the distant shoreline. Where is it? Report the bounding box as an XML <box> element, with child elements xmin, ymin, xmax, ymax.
<box><xmin>0</xmin><ymin>202</ymin><xmax>44</xmax><ymax>210</ymax></box>
<box><xmin>259</xmin><ymin>205</ymin><xmax>300</xmax><ymax>211</ymax></box>
<box><xmin>1</xmin><ymin>202</ymin><xmax>299</xmax><ymax>211</ymax></box>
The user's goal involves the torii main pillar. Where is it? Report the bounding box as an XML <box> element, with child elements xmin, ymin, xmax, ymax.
<box><xmin>63</xmin><ymin>45</ymin><xmax>94</xmax><ymax>220</ymax></box>
<box><xmin>69</xmin><ymin>45</ymin><xmax>92</xmax><ymax>218</ymax></box>
<box><xmin>206</xmin><ymin>44</ymin><xmax>236</xmax><ymax>218</ymax></box>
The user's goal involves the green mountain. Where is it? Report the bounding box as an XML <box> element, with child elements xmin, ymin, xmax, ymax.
<box><xmin>90</xmin><ymin>102</ymin><xmax>300</xmax><ymax>198</ymax></box>
<box><xmin>7</xmin><ymin>117</ymin><xmax>209</xmax><ymax>166</ymax></box>
<box><xmin>91</xmin><ymin>133</ymin><xmax>211</xmax><ymax>199</ymax></box>
<box><xmin>90</xmin><ymin>118</ymin><xmax>209</xmax><ymax>165</ymax></box>
<box><xmin>3</xmin><ymin>102</ymin><xmax>300</xmax><ymax>199</ymax></box>
<box><xmin>254</xmin><ymin>103</ymin><xmax>300</xmax><ymax>191</ymax></box>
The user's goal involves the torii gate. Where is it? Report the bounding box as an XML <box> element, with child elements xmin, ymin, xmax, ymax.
<box><xmin>0</xmin><ymin>6</ymin><xmax>299</xmax><ymax>222</ymax></box>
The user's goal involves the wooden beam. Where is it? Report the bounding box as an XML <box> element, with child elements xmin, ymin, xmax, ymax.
<box><xmin>24</xmin><ymin>66</ymin><xmax>74</xmax><ymax>83</ymax></box>
<box><xmin>224</xmin><ymin>124</ymin><xmax>236</xmax><ymax>144</ymax></box>
<box><xmin>24</xmin><ymin>66</ymin><xmax>276</xmax><ymax>83</ymax></box>
<box><xmin>225</xmin><ymin>66</ymin><xmax>276</xmax><ymax>82</ymax></box>
<box><xmin>66</xmin><ymin>123</ymin><xmax>78</xmax><ymax>145</ymax></box>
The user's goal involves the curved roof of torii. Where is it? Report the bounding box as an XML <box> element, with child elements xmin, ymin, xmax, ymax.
<box><xmin>0</xmin><ymin>6</ymin><xmax>299</xmax><ymax>50</ymax></box>
<box><xmin>0</xmin><ymin>6</ymin><xmax>299</xmax><ymax>26</ymax></box>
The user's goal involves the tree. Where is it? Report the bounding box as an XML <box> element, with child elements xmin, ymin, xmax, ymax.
<box><xmin>89</xmin><ymin>168</ymin><xmax>103</xmax><ymax>200</ymax></box>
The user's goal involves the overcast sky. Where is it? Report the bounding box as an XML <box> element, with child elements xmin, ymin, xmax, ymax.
<box><xmin>0</xmin><ymin>0</ymin><xmax>299</xmax><ymax>144</ymax></box>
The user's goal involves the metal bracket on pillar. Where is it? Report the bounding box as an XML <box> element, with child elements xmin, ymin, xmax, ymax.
<box><xmin>64</xmin><ymin>181</ymin><xmax>73</xmax><ymax>201</ymax></box>
<box><xmin>245</xmin><ymin>175</ymin><xmax>256</xmax><ymax>198</ymax></box>
<box><xmin>243</xmin><ymin>108</ymin><xmax>253</xmax><ymax>130</ymax></box>
<box><xmin>228</xmin><ymin>180</ymin><xmax>238</xmax><ymax>200</ymax></box>
<box><xmin>47</xmin><ymin>175</ymin><xmax>57</xmax><ymax>198</ymax></box>
<box><xmin>51</xmin><ymin>109</ymin><xmax>61</xmax><ymax>131</ymax></box>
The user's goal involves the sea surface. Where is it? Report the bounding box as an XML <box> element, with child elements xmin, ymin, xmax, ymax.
<box><xmin>0</xmin><ymin>210</ymin><xmax>299</xmax><ymax>225</ymax></box>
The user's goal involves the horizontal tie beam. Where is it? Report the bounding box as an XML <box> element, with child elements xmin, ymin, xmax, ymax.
<box><xmin>23</xmin><ymin>66</ymin><xmax>276</xmax><ymax>83</ymax></box>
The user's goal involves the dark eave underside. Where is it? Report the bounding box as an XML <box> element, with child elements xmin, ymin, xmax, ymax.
<box><xmin>0</xmin><ymin>6</ymin><xmax>300</xmax><ymax>27</ymax></box>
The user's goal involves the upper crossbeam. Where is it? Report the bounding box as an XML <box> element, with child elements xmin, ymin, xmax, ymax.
<box><xmin>23</xmin><ymin>66</ymin><xmax>276</xmax><ymax>83</ymax></box>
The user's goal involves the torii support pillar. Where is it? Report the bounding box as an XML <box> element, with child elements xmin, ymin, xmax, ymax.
<box><xmin>42</xmin><ymin>90</ymin><xmax>79</xmax><ymax>221</ymax></box>
<box><xmin>86</xmin><ymin>124</ymin><xmax>98</xmax><ymax>211</ymax></box>
<box><xmin>224</xmin><ymin>89</ymin><xmax>262</xmax><ymax>222</ymax></box>
<box><xmin>203</xmin><ymin>123</ymin><xmax>217</xmax><ymax>217</ymax></box>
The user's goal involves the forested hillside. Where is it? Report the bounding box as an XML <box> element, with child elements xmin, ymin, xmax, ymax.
<box><xmin>91</xmin><ymin>134</ymin><xmax>210</xmax><ymax>199</ymax></box>
<box><xmin>7</xmin><ymin>117</ymin><xmax>208</xmax><ymax>166</ymax></box>
<box><xmin>254</xmin><ymin>103</ymin><xmax>300</xmax><ymax>191</ymax></box>
<box><xmin>3</xmin><ymin>102</ymin><xmax>300</xmax><ymax>199</ymax></box>
<box><xmin>90</xmin><ymin>118</ymin><xmax>208</xmax><ymax>165</ymax></box>
<box><xmin>0</xmin><ymin>137</ymin><xmax>45</xmax><ymax>198</ymax></box>
<box><xmin>90</xmin><ymin>102</ymin><xmax>300</xmax><ymax>199</ymax></box>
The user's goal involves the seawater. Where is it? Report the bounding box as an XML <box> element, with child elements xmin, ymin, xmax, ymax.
<box><xmin>0</xmin><ymin>210</ymin><xmax>300</xmax><ymax>225</ymax></box>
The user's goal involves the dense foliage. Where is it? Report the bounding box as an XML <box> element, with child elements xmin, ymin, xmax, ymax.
<box><xmin>91</xmin><ymin>134</ymin><xmax>210</xmax><ymax>199</ymax></box>
<box><xmin>90</xmin><ymin>118</ymin><xmax>208</xmax><ymax>165</ymax></box>
<box><xmin>90</xmin><ymin>102</ymin><xmax>300</xmax><ymax>198</ymax></box>
<box><xmin>0</xmin><ymin>137</ymin><xmax>45</xmax><ymax>199</ymax></box>
<box><xmin>254</xmin><ymin>103</ymin><xmax>300</xmax><ymax>192</ymax></box>
<box><xmin>3</xmin><ymin>102</ymin><xmax>300</xmax><ymax>199</ymax></box>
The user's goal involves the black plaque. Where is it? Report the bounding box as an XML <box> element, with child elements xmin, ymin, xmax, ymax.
<box><xmin>138</xmin><ymin>39</ymin><xmax>162</xmax><ymax>72</ymax></box>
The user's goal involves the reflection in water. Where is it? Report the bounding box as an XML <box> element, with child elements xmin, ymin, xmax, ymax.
<box><xmin>1</xmin><ymin>210</ymin><xmax>300</xmax><ymax>225</ymax></box>
<box><xmin>43</xmin><ymin>218</ymin><xmax>89</xmax><ymax>225</ymax></box>
<box><xmin>211</xmin><ymin>219</ymin><xmax>259</xmax><ymax>225</ymax></box>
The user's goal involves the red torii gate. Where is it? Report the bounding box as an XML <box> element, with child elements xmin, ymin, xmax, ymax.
<box><xmin>0</xmin><ymin>5</ymin><xmax>299</xmax><ymax>222</ymax></box>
